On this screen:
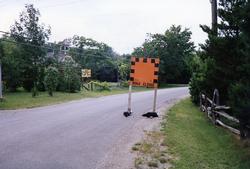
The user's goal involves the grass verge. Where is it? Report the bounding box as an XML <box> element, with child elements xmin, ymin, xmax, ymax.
<box><xmin>162</xmin><ymin>99</ymin><xmax>250</xmax><ymax>169</ymax></box>
<box><xmin>0</xmin><ymin>87</ymin><xmax>148</xmax><ymax>110</ymax></box>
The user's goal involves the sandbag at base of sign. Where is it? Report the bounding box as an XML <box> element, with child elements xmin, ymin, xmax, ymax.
<box><xmin>123</xmin><ymin>111</ymin><xmax>132</xmax><ymax>117</ymax></box>
<box><xmin>142</xmin><ymin>112</ymin><xmax>158</xmax><ymax>118</ymax></box>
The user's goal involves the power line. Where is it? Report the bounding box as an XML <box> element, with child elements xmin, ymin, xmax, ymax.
<box><xmin>40</xmin><ymin>0</ymin><xmax>83</xmax><ymax>9</ymax></box>
<box><xmin>0</xmin><ymin>30</ymin><xmax>115</xmax><ymax>58</ymax></box>
<box><xmin>0</xmin><ymin>38</ymin><xmax>54</xmax><ymax>51</ymax></box>
<box><xmin>0</xmin><ymin>32</ymin><xmax>101</xmax><ymax>57</ymax></box>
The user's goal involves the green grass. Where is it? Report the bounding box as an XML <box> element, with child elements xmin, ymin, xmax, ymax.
<box><xmin>0</xmin><ymin>83</ymin><xmax>186</xmax><ymax>110</ymax></box>
<box><xmin>0</xmin><ymin>87</ymin><xmax>148</xmax><ymax>110</ymax></box>
<box><xmin>163</xmin><ymin>99</ymin><xmax>250</xmax><ymax>169</ymax></box>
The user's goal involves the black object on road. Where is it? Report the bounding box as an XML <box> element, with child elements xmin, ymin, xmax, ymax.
<box><xmin>123</xmin><ymin>111</ymin><xmax>132</xmax><ymax>117</ymax></box>
<box><xmin>142</xmin><ymin>112</ymin><xmax>158</xmax><ymax>118</ymax></box>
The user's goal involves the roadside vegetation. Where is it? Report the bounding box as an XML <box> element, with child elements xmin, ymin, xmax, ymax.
<box><xmin>133</xmin><ymin>99</ymin><xmax>250</xmax><ymax>169</ymax></box>
<box><xmin>0</xmin><ymin>83</ymin><xmax>186</xmax><ymax>110</ymax></box>
<box><xmin>164</xmin><ymin>99</ymin><xmax>250</xmax><ymax>169</ymax></box>
<box><xmin>189</xmin><ymin>0</ymin><xmax>250</xmax><ymax>138</ymax></box>
<box><xmin>0</xmin><ymin>86</ymin><xmax>150</xmax><ymax>110</ymax></box>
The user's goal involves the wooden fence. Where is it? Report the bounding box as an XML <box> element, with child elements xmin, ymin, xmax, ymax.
<box><xmin>200</xmin><ymin>89</ymin><xmax>241</xmax><ymax>135</ymax></box>
<box><xmin>82</xmin><ymin>81</ymin><xmax>111</xmax><ymax>91</ymax></box>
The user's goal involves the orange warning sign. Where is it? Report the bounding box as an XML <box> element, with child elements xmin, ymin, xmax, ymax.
<box><xmin>130</xmin><ymin>57</ymin><xmax>160</xmax><ymax>88</ymax></box>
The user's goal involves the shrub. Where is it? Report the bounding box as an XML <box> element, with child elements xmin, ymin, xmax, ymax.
<box><xmin>188</xmin><ymin>55</ymin><xmax>209</xmax><ymax>104</ymax></box>
<box><xmin>44</xmin><ymin>66</ymin><xmax>59</xmax><ymax>96</ymax></box>
<box><xmin>63</xmin><ymin>56</ymin><xmax>81</xmax><ymax>93</ymax></box>
<box><xmin>120</xmin><ymin>80</ymin><xmax>129</xmax><ymax>87</ymax></box>
<box><xmin>189</xmin><ymin>72</ymin><xmax>205</xmax><ymax>104</ymax></box>
<box><xmin>229</xmin><ymin>82</ymin><xmax>250</xmax><ymax>138</ymax></box>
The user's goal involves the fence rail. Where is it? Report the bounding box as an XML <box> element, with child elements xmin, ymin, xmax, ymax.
<box><xmin>200</xmin><ymin>89</ymin><xmax>241</xmax><ymax>135</ymax></box>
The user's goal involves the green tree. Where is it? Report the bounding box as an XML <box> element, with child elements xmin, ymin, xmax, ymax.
<box><xmin>69</xmin><ymin>35</ymin><xmax>118</xmax><ymax>82</ymax></box>
<box><xmin>10</xmin><ymin>4</ymin><xmax>51</xmax><ymax>95</ymax></box>
<box><xmin>190</xmin><ymin>0</ymin><xmax>250</xmax><ymax>138</ymax></box>
<box><xmin>196</xmin><ymin>0</ymin><xmax>247</xmax><ymax>102</ymax></box>
<box><xmin>0</xmin><ymin>38</ymin><xmax>24</xmax><ymax>91</ymax></box>
<box><xmin>228</xmin><ymin>1</ymin><xmax>250</xmax><ymax>138</ymax></box>
<box><xmin>132</xmin><ymin>25</ymin><xmax>195</xmax><ymax>84</ymax></box>
<box><xmin>44</xmin><ymin>66</ymin><xmax>59</xmax><ymax>96</ymax></box>
<box><xmin>118</xmin><ymin>62</ymin><xmax>129</xmax><ymax>81</ymax></box>
<box><xmin>62</xmin><ymin>56</ymin><xmax>81</xmax><ymax>92</ymax></box>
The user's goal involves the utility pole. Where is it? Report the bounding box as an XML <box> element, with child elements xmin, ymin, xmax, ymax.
<box><xmin>211</xmin><ymin>0</ymin><xmax>218</xmax><ymax>34</ymax></box>
<box><xmin>0</xmin><ymin>63</ymin><xmax>2</xmax><ymax>100</ymax></box>
<box><xmin>0</xmin><ymin>42</ymin><xmax>2</xmax><ymax>100</ymax></box>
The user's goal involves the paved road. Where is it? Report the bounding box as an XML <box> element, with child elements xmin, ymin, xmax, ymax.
<box><xmin>0</xmin><ymin>87</ymin><xmax>188</xmax><ymax>169</ymax></box>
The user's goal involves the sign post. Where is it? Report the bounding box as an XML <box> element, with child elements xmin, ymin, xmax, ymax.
<box><xmin>128</xmin><ymin>83</ymin><xmax>132</xmax><ymax>112</ymax></box>
<box><xmin>123</xmin><ymin>57</ymin><xmax>160</xmax><ymax>118</ymax></box>
<box><xmin>153</xmin><ymin>88</ymin><xmax>157</xmax><ymax>112</ymax></box>
<box><xmin>124</xmin><ymin>83</ymin><xmax>133</xmax><ymax>117</ymax></box>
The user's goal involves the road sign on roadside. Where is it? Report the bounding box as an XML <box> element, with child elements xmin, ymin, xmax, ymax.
<box><xmin>130</xmin><ymin>57</ymin><xmax>160</xmax><ymax>88</ymax></box>
<box><xmin>123</xmin><ymin>57</ymin><xmax>160</xmax><ymax>118</ymax></box>
<box><xmin>82</xmin><ymin>69</ymin><xmax>91</xmax><ymax>78</ymax></box>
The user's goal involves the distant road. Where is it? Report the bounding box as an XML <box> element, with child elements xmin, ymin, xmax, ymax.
<box><xmin>0</xmin><ymin>87</ymin><xmax>188</xmax><ymax>169</ymax></box>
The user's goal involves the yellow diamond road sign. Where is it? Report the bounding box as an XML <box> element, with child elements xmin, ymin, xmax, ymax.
<box><xmin>82</xmin><ymin>69</ymin><xmax>91</xmax><ymax>78</ymax></box>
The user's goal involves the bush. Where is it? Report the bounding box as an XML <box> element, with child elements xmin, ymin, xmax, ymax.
<box><xmin>229</xmin><ymin>82</ymin><xmax>250</xmax><ymax>138</ymax></box>
<box><xmin>44</xmin><ymin>66</ymin><xmax>59</xmax><ymax>96</ymax></box>
<box><xmin>120</xmin><ymin>80</ymin><xmax>129</xmax><ymax>87</ymax></box>
<box><xmin>188</xmin><ymin>55</ymin><xmax>209</xmax><ymax>104</ymax></box>
<box><xmin>189</xmin><ymin>72</ymin><xmax>205</xmax><ymax>104</ymax></box>
<box><xmin>65</xmin><ymin>71</ymin><xmax>81</xmax><ymax>92</ymax></box>
<box><xmin>63</xmin><ymin>56</ymin><xmax>81</xmax><ymax>93</ymax></box>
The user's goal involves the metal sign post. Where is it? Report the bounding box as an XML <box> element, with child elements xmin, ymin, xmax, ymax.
<box><xmin>124</xmin><ymin>83</ymin><xmax>133</xmax><ymax>117</ymax></box>
<box><xmin>128</xmin><ymin>83</ymin><xmax>132</xmax><ymax>112</ymax></box>
<box><xmin>152</xmin><ymin>87</ymin><xmax>157</xmax><ymax>112</ymax></box>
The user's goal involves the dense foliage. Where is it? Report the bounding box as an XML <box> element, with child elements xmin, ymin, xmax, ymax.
<box><xmin>69</xmin><ymin>35</ymin><xmax>118</xmax><ymax>82</ymax></box>
<box><xmin>0</xmin><ymin>38</ymin><xmax>23</xmax><ymax>92</ymax></box>
<box><xmin>10</xmin><ymin>4</ymin><xmax>51</xmax><ymax>95</ymax></box>
<box><xmin>61</xmin><ymin>56</ymin><xmax>81</xmax><ymax>92</ymax></box>
<box><xmin>189</xmin><ymin>0</ymin><xmax>250</xmax><ymax>138</ymax></box>
<box><xmin>44</xmin><ymin>66</ymin><xmax>59</xmax><ymax>96</ymax></box>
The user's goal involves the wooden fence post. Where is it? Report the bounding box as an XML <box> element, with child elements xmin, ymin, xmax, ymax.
<box><xmin>200</xmin><ymin>93</ymin><xmax>202</xmax><ymax>111</ymax></box>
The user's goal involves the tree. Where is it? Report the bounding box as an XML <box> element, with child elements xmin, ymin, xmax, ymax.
<box><xmin>10</xmin><ymin>4</ymin><xmax>51</xmax><ymax>95</ymax></box>
<box><xmin>118</xmin><ymin>62</ymin><xmax>129</xmax><ymax>81</ymax></box>
<box><xmin>62</xmin><ymin>56</ymin><xmax>81</xmax><ymax>92</ymax></box>
<box><xmin>132</xmin><ymin>25</ymin><xmax>195</xmax><ymax>84</ymax></box>
<box><xmin>44</xmin><ymin>66</ymin><xmax>59</xmax><ymax>96</ymax></box>
<box><xmin>69</xmin><ymin>35</ymin><xmax>118</xmax><ymax>82</ymax></box>
<box><xmin>189</xmin><ymin>0</ymin><xmax>250</xmax><ymax>138</ymax></box>
<box><xmin>196</xmin><ymin>0</ymin><xmax>247</xmax><ymax>102</ymax></box>
<box><xmin>0</xmin><ymin>38</ymin><xmax>24</xmax><ymax>91</ymax></box>
<box><xmin>228</xmin><ymin>1</ymin><xmax>250</xmax><ymax>138</ymax></box>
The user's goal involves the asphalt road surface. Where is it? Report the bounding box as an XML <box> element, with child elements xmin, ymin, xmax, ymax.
<box><xmin>0</xmin><ymin>87</ymin><xmax>188</xmax><ymax>169</ymax></box>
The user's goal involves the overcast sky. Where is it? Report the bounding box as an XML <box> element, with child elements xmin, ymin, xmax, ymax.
<box><xmin>0</xmin><ymin>0</ymin><xmax>211</xmax><ymax>54</ymax></box>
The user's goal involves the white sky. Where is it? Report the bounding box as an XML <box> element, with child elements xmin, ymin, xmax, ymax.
<box><xmin>0</xmin><ymin>0</ymin><xmax>211</xmax><ymax>54</ymax></box>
